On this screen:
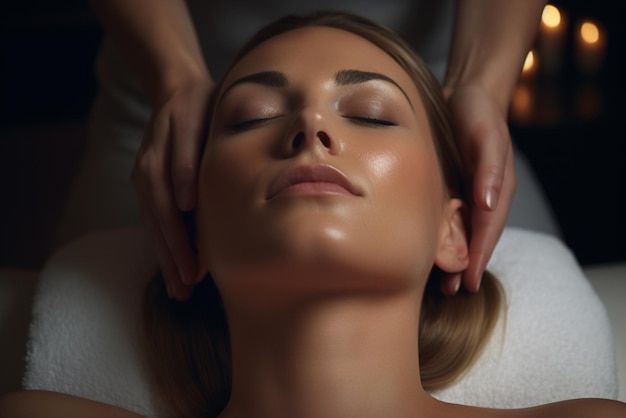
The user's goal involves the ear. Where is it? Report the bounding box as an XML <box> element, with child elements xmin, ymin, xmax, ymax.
<box><xmin>434</xmin><ymin>198</ymin><xmax>469</xmax><ymax>274</ymax></box>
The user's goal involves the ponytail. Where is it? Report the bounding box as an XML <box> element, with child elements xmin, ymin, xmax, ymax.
<box><xmin>143</xmin><ymin>276</ymin><xmax>230</xmax><ymax>418</ymax></box>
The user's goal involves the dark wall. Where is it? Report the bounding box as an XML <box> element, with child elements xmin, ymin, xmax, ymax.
<box><xmin>510</xmin><ymin>0</ymin><xmax>625</xmax><ymax>264</ymax></box>
<box><xmin>0</xmin><ymin>1</ymin><xmax>102</xmax><ymax>124</ymax></box>
<box><xmin>0</xmin><ymin>1</ymin><xmax>102</xmax><ymax>267</ymax></box>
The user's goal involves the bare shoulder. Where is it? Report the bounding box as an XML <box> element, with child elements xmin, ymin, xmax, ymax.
<box><xmin>0</xmin><ymin>390</ymin><xmax>146</xmax><ymax>418</ymax></box>
<box><xmin>433</xmin><ymin>396</ymin><xmax>626</xmax><ymax>418</ymax></box>
<box><xmin>441</xmin><ymin>397</ymin><xmax>626</xmax><ymax>418</ymax></box>
<box><xmin>514</xmin><ymin>398</ymin><xmax>626</xmax><ymax>418</ymax></box>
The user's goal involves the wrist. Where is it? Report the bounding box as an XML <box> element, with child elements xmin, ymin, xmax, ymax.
<box><xmin>443</xmin><ymin>48</ymin><xmax>519</xmax><ymax>115</ymax></box>
<box><xmin>444</xmin><ymin>0</ymin><xmax>546</xmax><ymax>115</ymax></box>
<box><xmin>151</xmin><ymin>59</ymin><xmax>212</xmax><ymax>106</ymax></box>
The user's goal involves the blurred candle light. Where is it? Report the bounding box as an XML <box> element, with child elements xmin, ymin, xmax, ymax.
<box><xmin>521</xmin><ymin>49</ymin><xmax>539</xmax><ymax>80</ymax></box>
<box><xmin>581</xmin><ymin>21</ymin><xmax>600</xmax><ymax>43</ymax></box>
<box><xmin>576</xmin><ymin>19</ymin><xmax>606</xmax><ymax>75</ymax></box>
<box><xmin>543</xmin><ymin>4</ymin><xmax>561</xmax><ymax>28</ymax></box>
<box><xmin>538</xmin><ymin>4</ymin><xmax>566</xmax><ymax>75</ymax></box>
<box><xmin>510</xmin><ymin>84</ymin><xmax>534</xmax><ymax>125</ymax></box>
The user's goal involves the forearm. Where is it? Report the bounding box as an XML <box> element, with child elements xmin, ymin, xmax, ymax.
<box><xmin>443</xmin><ymin>0</ymin><xmax>546</xmax><ymax>112</ymax></box>
<box><xmin>90</xmin><ymin>0</ymin><xmax>211</xmax><ymax>104</ymax></box>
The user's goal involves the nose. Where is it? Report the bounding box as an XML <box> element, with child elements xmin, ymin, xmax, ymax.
<box><xmin>281</xmin><ymin>106</ymin><xmax>339</xmax><ymax>157</ymax></box>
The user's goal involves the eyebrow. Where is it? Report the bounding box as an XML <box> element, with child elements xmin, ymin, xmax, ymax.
<box><xmin>219</xmin><ymin>69</ymin><xmax>413</xmax><ymax>110</ymax></box>
<box><xmin>335</xmin><ymin>69</ymin><xmax>413</xmax><ymax>110</ymax></box>
<box><xmin>221</xmin><ymin>71</ymin><xmax>289</xmax><ymax>98</ymax></box>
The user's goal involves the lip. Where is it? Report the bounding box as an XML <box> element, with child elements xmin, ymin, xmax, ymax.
<box><xmin>266</xmin><ymin>164</ymin><xmax>362</xmax><ymax>199</ymax></box>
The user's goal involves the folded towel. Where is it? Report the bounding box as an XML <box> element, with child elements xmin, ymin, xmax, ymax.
<box><xmin>24</xmin><ymin>228</ymin><xmax>160</xmax><ymax>417</ymax></box>
<box><xmin>431</xmin><ymin>228</ymin><xmax>618</xmax><ymax>406</ymax></box>
<box><xmin>23</xmin><ymin>227</ymin><xmax>618</xmax><ymax>417</ymax></box>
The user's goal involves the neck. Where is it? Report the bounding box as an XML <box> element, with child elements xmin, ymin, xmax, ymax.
<box><xmin>218</xmin><ymin>291</ymin><xmax>441</xmax><ymax>418</ymax></box>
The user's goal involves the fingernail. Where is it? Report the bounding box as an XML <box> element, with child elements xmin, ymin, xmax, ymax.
<box><xmin>484</xmin><ymin>188</ymin><xmax>498</xmax><ymax>210</ymax></box>
<box><xmin>179</xmin><ymin>266</ymin><xmax>190</xmax><ymax>285</ymax></box>
<box><xmin>176</xmin><ymin>282</ymin><xmax>193</xmax><ymax>302</ymax></box>
<box><xmin>454</xmin><ymin>277</ymin><xmax>461</xmax><ymax>293</ymax></box>
<box><xmin>181</xmin><ymin>266</ymin><xmax>199</xmax><ymax>285</ymax></box>
<box><xmin>474</xmin><ymin>263</ymin><xmax>484</xmax><ymax>292</ymax></box>
<box><xmin>170</xmin><ymin>279</ymin><xmax>185</xmax><ymax>301</ymax></box>
<box><xmin>193</xmin><ymin>271</ymin><xmax>205</xmax><ymax>284</ymax></box>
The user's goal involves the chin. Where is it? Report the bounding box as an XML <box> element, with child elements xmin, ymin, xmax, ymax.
<box><xmin>208</xmin><ymin>203</ymin><xmax>430</xmax><ymax>297</ymax></box>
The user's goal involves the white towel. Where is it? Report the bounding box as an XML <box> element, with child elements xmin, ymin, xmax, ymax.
<box><xmin>431</xmin><ymin>228</ymin><xmax>618</xmax><ymax>406</ymax></box>
<box><xmin>23</xmin><ymin>227</ymin><xmax>618</xmax><ymax>417</ymax></box>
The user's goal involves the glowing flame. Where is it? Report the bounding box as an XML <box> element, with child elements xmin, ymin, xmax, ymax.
<box><xmin>542</xmin><ymin>5</ymin><xmax>561</xmax><ymax>28</ymax></box>
<box><xmin>522</xmin><ymin>50</ymin><xmax>536</xmax><ymax>73</ymax></box>
<box><xmin>580</xmin><ymin>21</ymin><xmax>600</xmax><ymax>44</ymax></box>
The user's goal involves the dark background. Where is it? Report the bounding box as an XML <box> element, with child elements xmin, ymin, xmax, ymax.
<box><xmin>0</xmin><ymin>1</ymin><xmax>624</xmax><ymax>268</ymax></box>
<box><xmin>510</xmin><ymin>0</ymin><xmax>625</xmax><ymax>265</ymax></box>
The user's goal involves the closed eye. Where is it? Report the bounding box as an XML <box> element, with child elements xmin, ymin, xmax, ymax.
<box><xmin>230</xmin><ymin>117</ymin><xmax>278</xmax><ymax>131</ymax></box>
<box><xmin>346</xmin><ymin>116</ymin><xmax>397</xmax><ymax>127</ymax></box>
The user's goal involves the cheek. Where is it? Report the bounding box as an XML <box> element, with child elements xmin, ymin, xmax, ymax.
<box><xmin>196</xmin><ymin>139</ymin><xmax>268</xmax><ymax>270</ymax></box>
<box><xmin>201</xmin><ymin>132</ymin><xmax>274</xmax><ymax>204</ymax></box>
<box><xmin>359</xmin><ymin>140</ymin><xmax>445</xmax><ymax>270</ymax></box>
<box><xmin>363</xmin><ymin>141</ymin><xmax>443</xmax><ymax>212</ymax></box>
<box><xmin>200</xmin><ymin>144</ymin><xmax>253</xmax><ymax>215</ymax></box>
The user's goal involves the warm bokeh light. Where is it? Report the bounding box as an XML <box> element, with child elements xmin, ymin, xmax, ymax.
<box><xmin>522</xmin><ymin>50</ymin><xmax>536</xmax><ymax>73</ymax></box>
<box><xmin>542</xmin><ymin>4</ymin><xmax>561</xmax><ymax>28</ymax></box>
<box><xmin>575</xmin><ymin>19</ymin><xmax>606</xmax><ymax>74</ymax></box>
<box><xmin>513</xmin><ymin>85</ymin><xmax>531</xmax><ymax>110</ymax></box>
<box><xmin>538</xmin><ymin>5</ymin><xmax>566</xmax><ymax>75</ymax></box>
<box><xmin>580</xmin><ymin>21</ymin><xmax>600</xmax><ymax>44</ymax></box>
<box><xmin>510</xmin><ymin>84</ymin><xmax>533</xmax><ymax>125</ymax></box>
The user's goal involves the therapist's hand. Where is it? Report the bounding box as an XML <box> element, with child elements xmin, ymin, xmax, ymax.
<box><xmin>132</xmin><ymin>77</ymin><xmax>213</xmax><ymax>301</ymax></box>
<box><xmin>441</xmin><ymin>84</ymin><xmax>517</xmax><ymax>294</ymax></box>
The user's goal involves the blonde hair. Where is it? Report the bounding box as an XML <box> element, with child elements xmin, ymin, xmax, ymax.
<box><xmin>144</xmin><ymin>11</ymin><xmax>504</xmax><ymax>418</ymax></box>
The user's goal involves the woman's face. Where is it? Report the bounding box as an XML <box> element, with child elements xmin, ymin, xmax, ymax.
<box><xmin>197</xmin><ymin>27</ymin><xmax>450</xmax><ymax>296</ymax></box>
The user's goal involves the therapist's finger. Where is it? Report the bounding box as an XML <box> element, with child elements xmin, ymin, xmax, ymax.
<box><xmin>132</xmin><ymin>111</ymin><xmax>195</xmax><ymax>300</ymax></box>
<box><xmin>440</xmin><ymin>273</ymin><xmax>462</xmax><ymax>296</ymax></box>
<box><xmin>170</xmin><ymin>89</ymin><xmax>210</xmax><ymax>212</ymax></box>
<box><xmin>137</xmin><ymin>195</ymin><xmax>193</xmax><ymax>301</ymax></box>
<box><xmin>464</xmin><ymin>143</ymin><xmax>516</xmax><ymax>291</ymax></box>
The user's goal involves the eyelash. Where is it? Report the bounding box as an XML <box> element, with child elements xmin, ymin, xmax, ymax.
<box><xmin>229</xmin><ymin>114</ymin><xmax>397</xmax><ymax>132</ymax></box>
<box><xmin>346</xmin><ymin>116</ymin><xmax>397</xmax><ymax>127</ymax></box>
<box><xmin>230</xmin><ymin>117</ymin><xmax>274</xmax><ymax>131</ymax></box>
